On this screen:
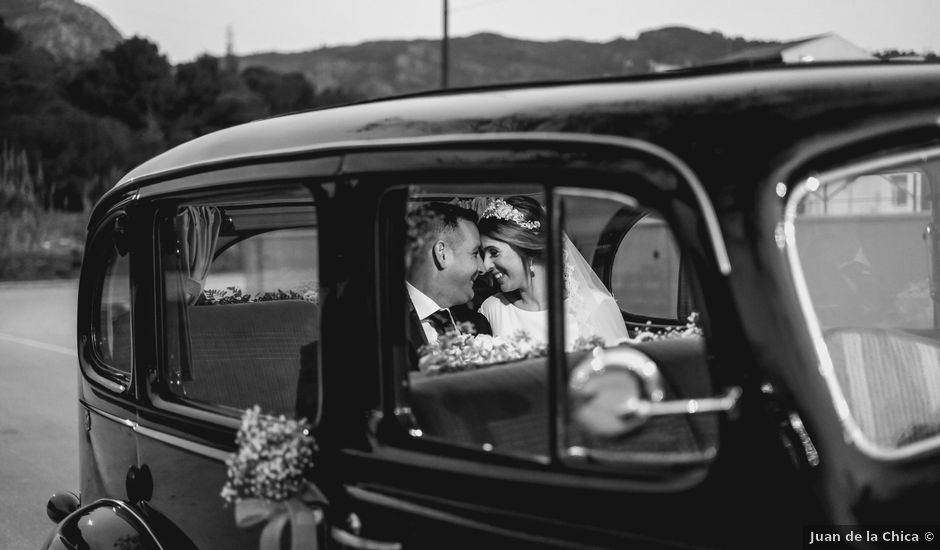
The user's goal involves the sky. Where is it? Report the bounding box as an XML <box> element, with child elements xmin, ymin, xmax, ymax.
<box><xmin>77</xmin><ymin>0</ymin><xmax>940</xmax><ymax>65</ymax></box>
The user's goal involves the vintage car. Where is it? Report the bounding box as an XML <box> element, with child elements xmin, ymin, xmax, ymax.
<box><xmin>44</xmin><ymin>61</ymin><xmax>940</xmax><ymax>549</ymax></box>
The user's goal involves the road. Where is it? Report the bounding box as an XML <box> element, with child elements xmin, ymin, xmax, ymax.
<box><xmin>0</xmin><ymin>280</ymin><xmax>79</xmax><ymax>550</ymax></box>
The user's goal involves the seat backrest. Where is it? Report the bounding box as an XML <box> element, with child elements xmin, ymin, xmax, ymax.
<box><xmin>184</xmin><ymin>299</ymin><xmax>319</xmax><ymax>416</ymax></box>
<box><xmin>824</xmin><ymin>327</ymin><xmax>940</xmax><ymax>448</ymax></box>
<box><xmin>408</xmin><ymin>338</ymin><xmax>717</xmax><ymax>459</ymax></box>
<box><xmin>409</xmin><ymin>357</ymin><xmax>549</xmax><ymax>457</ymax></box>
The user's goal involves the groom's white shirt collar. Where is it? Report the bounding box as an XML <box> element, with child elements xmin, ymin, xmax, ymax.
<box><xmin>407</xmin><ymin>282</ymin><xmax>445</xmax><ymax>343</ymax></box>
<box><xmin>406</xmin><ymin>282</ymin><xmax>442</xmax><ymax>321</ymax></box>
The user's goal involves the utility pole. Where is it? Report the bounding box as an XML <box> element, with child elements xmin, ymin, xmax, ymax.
<box><xmin>225</xmin><ymin>25</ymin><xmax>237</xmax><ymax>75</ymax></box>
<box><xmin>441</xmin><ymin>0</ymin><xmax>449</xmax><ymax>89</ymax></box>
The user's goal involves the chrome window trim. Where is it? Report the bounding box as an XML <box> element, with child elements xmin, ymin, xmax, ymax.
<box><xmin>125</xmin><ymin>132</ymin><xmax>730</xmax><ymax>276</ymax></box>
<box><xmin>87</xmin><ymin>404</ymin><xmax>230</xmax><ymax>462</ymax></box>
<box><xmin>556</xmin><ymin>186</ymin><xmax>641</xmax><ymax>208</ymax></box>
<box><xmin>83</xmin><ymin>210</ymin><xmax>135</xmax><ymax>395</ymax></box>
<box><xmin>148</xmin><ymin>394</ymin><xmax>242</xmax><ymax>430</ymax></box>
<box><xmin>782</xmin><ymin>145</ymin><xmax>940</xmax><ymax>461</ymax></box>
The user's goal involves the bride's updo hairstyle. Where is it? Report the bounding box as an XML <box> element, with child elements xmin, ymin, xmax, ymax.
<box><xmin>478</xmin><ymin>196</ymin><xmax>546</xmax><ymax>264</ymax></box>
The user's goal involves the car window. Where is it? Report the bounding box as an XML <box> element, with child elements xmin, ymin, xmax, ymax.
<box><xmin>159</xmin><ymin>187</ymin><xmax>321</xmax><ymax>419</ymax></box>
<box><xmin>559</xmin><ymin>189</ymin><xmax>716</xmax><ymax>465</ymax></box>
<box><xmin>611</xmin><ymin>212</ymin><xmax>684</xmax><ymax>320</ymax></box>
<box><xmin>789</xmin><ymin>152</ymin><xmax>940</xmax><ymax>454</ymax></box>
<box><xmin>93</xmin><ymin>216</ymin><xmax>132</xmax><ymax>378</ymax></box>
<box><xmin>394</xmin><ymin>182</ymin><xmax>719</xmax><ymax>466</ymax></box>
<box><xmin>402</xmin><ymin>184</ymin><xmax>550</xmax><ymax>458</ymax></box>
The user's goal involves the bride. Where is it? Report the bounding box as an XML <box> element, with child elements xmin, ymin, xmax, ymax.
<box><xmin>477</xmin><ymin>196</ymin><xmax>629</xmax><ymax>348</ymax></box>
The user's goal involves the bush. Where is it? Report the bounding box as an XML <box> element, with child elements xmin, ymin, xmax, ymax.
<box><xmin>0</xmin><ymin>210</ymin><xmax>86</xmax><ymax>280</ymax></box>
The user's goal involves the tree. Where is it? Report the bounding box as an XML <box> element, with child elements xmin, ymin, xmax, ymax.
<box><xmin>202</xmin><ymin>88</ymin><xmax>269</xmax><ymax>130</ymax></box>
<box><xmin>67</xmin><ymin>36</ymin><xmax>173</xmax><ymax>130</ymax></box>
<box><xmin>172</xmin><ymin>54</ymin><xmax>223</xmax><ymax>115</ymax></box>
<box><xmin>0</xmin><ymin>17</ymin><xmax>21</xmax><ymax>54</ymax></box>
<box><xmin>0</xmin><ymin>23</ymin><xmax>59</xmax><ymax>118</ymax></box>
<box><xmin>165</xmin><ymin>54</ymin><xmax>226</xmax><ymax>142</ymax></box>
<box><xmin>241</xmin><ymin>66</ymin><xmax>316</xmax><ymax>114</ymax></box>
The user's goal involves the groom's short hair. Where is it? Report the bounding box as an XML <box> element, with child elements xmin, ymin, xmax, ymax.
<box><xmin>419</xmin><ymin>202</ymin><xmax>477</xmax><ymax>230</ymax></box>
<box><xmin>406</xmin><ymin>202</ymin><xmax>478</xmax><ymax>264</ymax></box>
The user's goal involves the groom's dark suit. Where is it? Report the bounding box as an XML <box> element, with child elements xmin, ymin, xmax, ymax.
<box><xmin>407</xmin><ymin>300</ymin><xmax>491</xmax><ymax>370</ymax></box>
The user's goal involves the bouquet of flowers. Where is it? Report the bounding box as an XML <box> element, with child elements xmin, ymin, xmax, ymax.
<box><xmin>626</xmin><ymin>312</ymin><xmax>703</xmax><ymax>344</ymax></box>
<box><xmin>221</xmin><ymin>406</ymin><xmax>325</xmax><ymax>550</ymax></box>
<box><xmin>202</xmin><ymin>285</ymin><xmax>319</xmax><ymax>306</ymax></box>
<box><xmin>418</xmin><ymin>325</ymin><xmax>608</xmax><ymax>376</ymax></box>
<box><xmin>221</xmin><ymin>406</ymin><xmax>315</xmax><ymax>503</ymax></box>
<box><xmin>419</xmin><ymin>325</ymin><xmax>547</xmax><ymax>375</ymax></box>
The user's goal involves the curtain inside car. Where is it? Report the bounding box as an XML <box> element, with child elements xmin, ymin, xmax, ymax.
<box><xmin>177</xmin><ymin>206</ymin><xmax>222</xmax><ymax>303</ymax></box>
<box><xmin>167</xmin><ymin>206</ymin><xmax>222</xmax><ymax>384</ymax></box>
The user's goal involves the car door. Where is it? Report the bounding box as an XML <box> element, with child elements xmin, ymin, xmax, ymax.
<box><xmin>126</xmin><ymin>161</ymin><xmax>338</xmax><ymax>549</ymax></box>
<box><xmin>781</xmin><ymin>140</ymin><xmax>940</xmax><ymax>531</ymax></box>
<box><xmin>320</xmin><ymin>136</ymin><xmax>814</xmax><ymax>550</ymax></box>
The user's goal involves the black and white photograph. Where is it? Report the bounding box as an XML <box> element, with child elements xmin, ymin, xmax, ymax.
<box><xmin>2</xmin><ymin>1</ymin><xmax>940</xmax><ymax>548</ymax></box>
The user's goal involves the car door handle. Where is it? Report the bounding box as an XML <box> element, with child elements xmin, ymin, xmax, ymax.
<box><xmin>618</xmin><ymin>386</ymin><xmax>742</xmax><ymax>418</ymax></box>
<box><xmin>331</xmin><ymin>527</ymin><xmax>402</xmax><ymax>550</ymax></box>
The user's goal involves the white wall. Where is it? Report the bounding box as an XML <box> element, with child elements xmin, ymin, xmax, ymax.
<box><xmin>782</xmin><ymin>34</ymin><xmax>875</xmax><ymax>63</ymax></box>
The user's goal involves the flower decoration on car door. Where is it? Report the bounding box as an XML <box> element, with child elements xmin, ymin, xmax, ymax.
<box><xmin>222</xmin><ymin>405</ymin><xmax>326</xmax><ymax>550</ymax></box>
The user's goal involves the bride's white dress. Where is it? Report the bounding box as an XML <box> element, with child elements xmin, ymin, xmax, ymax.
<box><xmin>479</xmin><ymin>289</ymin><xmax>628</xmax><ymax>349</ymax></box>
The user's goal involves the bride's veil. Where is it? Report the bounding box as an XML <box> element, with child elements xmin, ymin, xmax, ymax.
<box><xmin>561</xmin><ymin>233</ymin><xmax>630</xmax><ymax>345</ymax></box>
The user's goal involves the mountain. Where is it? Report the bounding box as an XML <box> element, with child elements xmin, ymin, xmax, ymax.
<box><xmin>0</xmin><ymin>0</ymin><xmax>122</xmax><ymax>61</ymax></box>
<box><xmin>0</xmin><ymin>0</ymin><xmax>788</xmax><ymax>99</ymax></box>
<box><xmin>238</xmin><ymin>27</ymin><xmax>780</xmax><ymax>98</ymax></box>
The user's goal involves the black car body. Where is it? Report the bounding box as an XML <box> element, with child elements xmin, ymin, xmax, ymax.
<box><xmin>45</xmin><ymin>62</ymin><xmax>940</xmax><ymax>549</ymax></box>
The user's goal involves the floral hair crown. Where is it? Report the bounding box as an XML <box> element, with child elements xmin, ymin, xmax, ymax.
<box><xmin>480</xmin><ymin>198</ymin><xmax>541</xmax><ymax>231</ymax></box>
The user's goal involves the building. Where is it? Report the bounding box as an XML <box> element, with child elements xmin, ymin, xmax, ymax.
<box><xmin>716</xmin><ymin>33</ymin><xmax>875</xmax><ymax>65</ymax></box>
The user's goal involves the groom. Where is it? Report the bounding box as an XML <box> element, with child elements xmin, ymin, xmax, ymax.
<box><xmin>405</xmin><ymin>202</ymin><xmax>491</xmax><ymax>358</ymax></box>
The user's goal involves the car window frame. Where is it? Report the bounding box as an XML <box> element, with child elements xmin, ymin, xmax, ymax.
<box><xmin>146</xmin><ymin>180</ymin><xmax>330</xmax><ymax>430</ymax></box>
<box><xmin>82</xmin><ymin>208</ymin><xmax>135</xmax><ymax>394</ymax></box>
<box><xmin>346</xmin><ymin>133</ymin><xmax>731</xmax><ymax>484</ymax></box>
<box><xmin>784</xmin><ymin>143</ymin><xmax>940</xmax><ymax>461</ymax></box>
<box><xmin>595</xmin><ymin>206</ymin><xmax>693</xmax><ymax>324</ymax></box>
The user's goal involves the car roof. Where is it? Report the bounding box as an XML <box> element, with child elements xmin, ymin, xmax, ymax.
<box><xmin>109</xmin><ymin>62</ymin><xmax>940</xmax><ymax>203</ymax></box>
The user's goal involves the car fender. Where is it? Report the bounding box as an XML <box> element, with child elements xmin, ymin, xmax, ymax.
<box><xmin>42</xmin><ymin>498</ymin><xmax>197</xmax><ymax>550</ymax></box>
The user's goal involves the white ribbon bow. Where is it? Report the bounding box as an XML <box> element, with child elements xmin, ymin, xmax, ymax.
<box><xmin>234</xmin><ymin>483</ymin><xmax>327</xmax><ymax>550</ymax></box>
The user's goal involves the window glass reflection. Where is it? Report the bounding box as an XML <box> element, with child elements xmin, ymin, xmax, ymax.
<box><xmin>97</xmin><ymin>232</ymin><xmax>131</xmax><ymax>374</ymax></box>
<box><xmin>792</xmin><ymin>161</ymin><xmax>940</xmax><ymax>451</ymax></box>
<box><xmin>160</xmin><ymin>194</ymin><xmax>321</xmax><ymax>419</ymax></box>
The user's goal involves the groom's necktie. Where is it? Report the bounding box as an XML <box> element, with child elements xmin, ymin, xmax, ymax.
<box><xmin>426</xmin><ymin>308</ymin><xmax>458</xmax><ymax>336</ymax></box>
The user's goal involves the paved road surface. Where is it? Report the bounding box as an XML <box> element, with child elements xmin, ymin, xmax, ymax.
<box><xmin>0</xmin><ymin>280</ymin><xmax>79</xmax><ymax>550</ymax></box>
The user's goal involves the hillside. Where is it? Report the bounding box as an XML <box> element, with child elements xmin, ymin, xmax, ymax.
<box><xmin>0</xmin><ymin>0</ymin><xmax>784</xmax><ymax>98</ymax></box>
<box><xmin>239</xmin><ymin>27</ymin><xmax>780</xmax><ymax>98</ymax></box>
<box><xmin>0</xmin><ymin>0</ymin><xmax>122</xmax><ymax>61</ymax></box>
